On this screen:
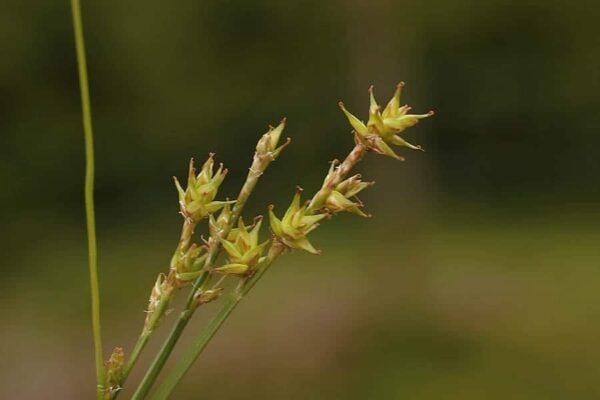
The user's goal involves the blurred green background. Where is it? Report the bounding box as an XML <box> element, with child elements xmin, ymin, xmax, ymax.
<box><xmin>1</xmin><ymin>0</ymin><xmax>599</xmax><ymax>398</ymax></box>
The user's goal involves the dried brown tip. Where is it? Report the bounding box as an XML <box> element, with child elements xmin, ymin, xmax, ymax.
<box><xmin>338</xmin><ymin>101</ymin><xmax>345</xmax><ymax>109</ymax></box>
<box><xmin>208</xmin><ymin>152</ymin><xmax>215</xmax><ymax>158</ymax></box>
<box><xmin>280</xmin><ymin>116</ymin><xmax>287</xmax><ymax>124</ymax></box>
<box><xmin>368</xmin><ymin>85</ymin><xmax>374</xmax><ymax>93</ymax></box>
<box><xmin>268</xmin><ymin>204</ymin><xmax>275</xmax><ymax>210</ymax></box>
<box><xmin>397</xmin><ymin>81</ymin><xmax>405</xmax><ymax>88</ymax></box>
<box><xmin>427</xmin><ymin>110</ymin><xmax>435</xmax><ymax>116</ymax></box>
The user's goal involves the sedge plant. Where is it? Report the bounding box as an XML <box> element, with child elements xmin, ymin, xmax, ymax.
<box><xmin>70</xmin><ymin>3</ymin><xmax>434</xmax><ymax>399</ymax></box>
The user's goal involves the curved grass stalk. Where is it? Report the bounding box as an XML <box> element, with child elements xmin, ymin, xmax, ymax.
<box><xmin>69</xmin><ymin>0</ymin><xmax>104</xmax><ymax>398</ymax></box>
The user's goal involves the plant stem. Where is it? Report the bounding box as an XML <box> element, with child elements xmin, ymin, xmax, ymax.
<box><xmin>69</xmin><ymin>0</ymin><xmax>104</xmax><ymax>398</ymax></box>
<box><xmin>150</xmin><ymin>241</ymin><xmax>287</xmax><ymax>400</ymax></box>
<box><xmin>129</xmin><ymin>310</ymin><xmax>192</xmax><ymax>400</ymax></box>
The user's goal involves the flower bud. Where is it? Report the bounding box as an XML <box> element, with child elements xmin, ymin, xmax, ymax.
<box><xmin>339</xmin><ymin>83</ymin><xmax>434</xmax><ymax>160</ymax></box>
<box><xmin>255</xmin><ymin>118</ymin><xmax>291</xmax><ymax>160</ymax></box>
<box><xmin>214</xmin><ymin>217</ymin><xmax>270</xmax><ymax>276</ymax></box>
<box><xmin>174</xmin><ymin>155</ymin><xmax>235</xmax><ymax>221</ymax></box>
<box><xmin>268</xmin><ymin>189</ymin><xmax>327</xmax><ymax>254</ymax></box>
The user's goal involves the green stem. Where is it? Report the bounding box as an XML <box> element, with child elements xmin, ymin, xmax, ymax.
<box><xmin>130</xmin><ymin>309</ymin><xmax>193</xmax><ymax>400</ymax></box>
<box><xmin>69</xmin><ymin>0</ymin><xmax>104</xmax><ymax>398</ymax></box>
<box><xmin>150</xmin><ymin>241</ymin><xmax>286</xmax><ymax>400</ymax></box>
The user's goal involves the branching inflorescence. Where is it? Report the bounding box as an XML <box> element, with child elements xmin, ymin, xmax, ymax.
<box><xmin>101</xmin><ymin>84</ymin><xmax>433</xmax><ymax>399</ymax></box>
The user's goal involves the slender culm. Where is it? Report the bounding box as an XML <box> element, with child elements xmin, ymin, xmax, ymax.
<box><xmin>69</xmin><ymin>0</ymin><xmax>104</xmax><ymax>398</ymax></box>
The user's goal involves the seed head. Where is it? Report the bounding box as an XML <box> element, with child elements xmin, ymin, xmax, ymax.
<box><xmin>255</xmin><ymin>118</ymin><xmax>291</xmax><ymax>160</ymax></box>
<box><xmin>268</xmin><ymin>188</ymin><xmax>328</xmax><ymax>254</ymax></box>
<box><xmin>213</xmin><ymin>217</ymin><xmax>269</xmax><ymax>276</ymax></box>
<box><xmin>339</xmin><ymin>83</ymin><xmax>434</xmax><ymax>160</ymax></box>
<box><xmin>174</xmin><ymin>155</ymin><xmax>235</xmax><ymax>221</ymax></box>
<box><xmin>323</xmin><ymin>171</ymin><xmax>374</xmax><ymax>217</ymax></box>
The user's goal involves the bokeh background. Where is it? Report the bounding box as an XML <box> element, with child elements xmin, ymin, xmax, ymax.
<box><xmin>1</xmin><ymin>0</ymin><xmax>599</xmax><ymax>398</ymax></box>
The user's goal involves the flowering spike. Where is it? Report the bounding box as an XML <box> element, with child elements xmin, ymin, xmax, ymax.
<box><xmin>269</xmin><ymin>191</ymin><xmax>327</xmax><ymax>254</ymax></box>
<box><xmin>175</xmin><ymin>155</ymin><xmax>232</xmax><ymax>220</ymax></box>
<box><xmin>218</xmin><ymin>217</ymin><xmax>270</xmax><ymax>275</ymax></box>
<box><xmin>256</xmin><ymin>118</ymin><xmax>290</xmax><ymax>160</ymax></box>
<box><xmin>339</xmin><ymin>83</ymin><xmax>433</xmax><ymax>159</ymax></box>
<box><xmin>323</xmin><ymin>174</ymin><xmax>374</xmax><ymax>217</ymax></box>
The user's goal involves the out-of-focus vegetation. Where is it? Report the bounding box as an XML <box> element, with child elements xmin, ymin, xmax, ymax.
<box><xmin>1</xmin><ymin>1</ymin><xmax>598</xmax><ymax>398</ymax></box>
